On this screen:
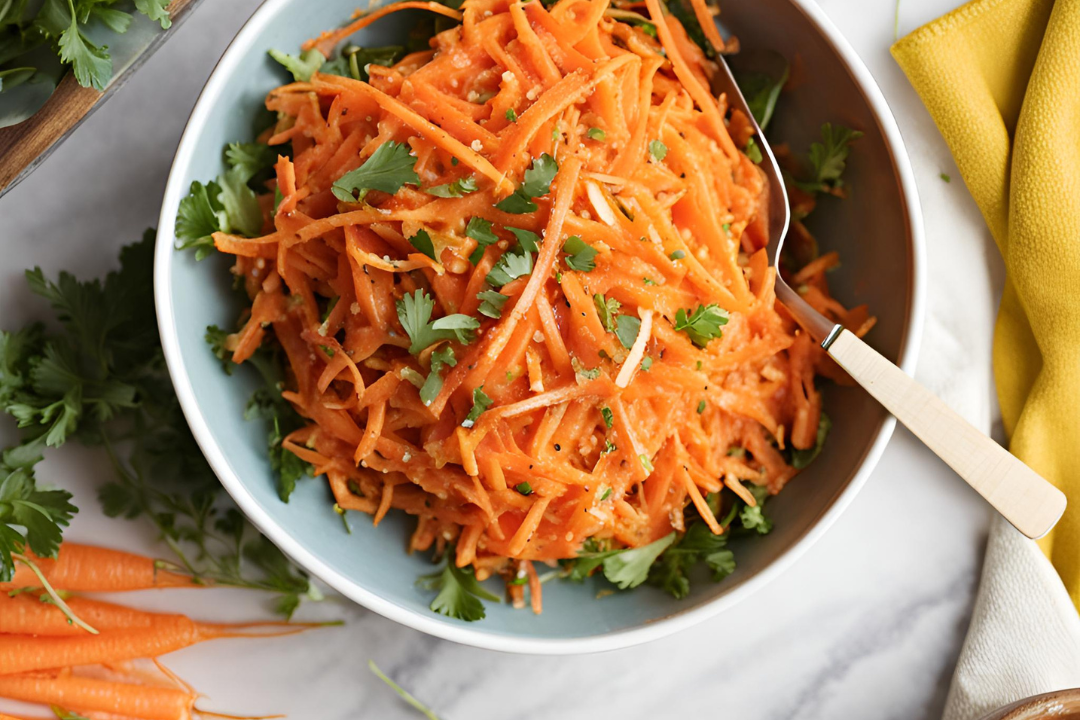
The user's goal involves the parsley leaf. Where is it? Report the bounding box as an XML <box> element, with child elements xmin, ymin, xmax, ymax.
<box><xmin>486</xmin><ymin>247</ymin><xmax>533</xmax><ymax>287</ymax></box>
<box><xmin>396</xmin><ymin>290</ymin><xmax>479</xmax><ymax>354</ymax></box>
<box><xmin>331</xmin><ymin>141</ymin><xmax>419</xmax><ymax>203</ymax></box>
<box><xmin>600</xmin><ymin>406</ymin><xmax>614</xmax><ymax>429</ymax></box>
<box><xmin>133</xmin><ymin>0</ymin><xmax>171</xmax><ymax>28</ymax></box>
<box><xmin>795</xmin><ymin>123</ymin><xmax>863</xmax><ymax>194</ymax></box>
<box><xmin>495</xmin><ymin>154</ymin><xmax>558</xmax><ymax>213</ymax></box>
<box><xmin>739</xmin><ymin>484</ymin><xmax>773</xmax><ymax>534</ymax></box>
<box><xmin>418</xmin><ymin>554</ymin><xmax>500</xmax><ymax>621</ymax></box>
<box><xmin>225</xmin><ymin>142</ymin><xmax>278</xmax><ymax>184</ymax></box>
<box><xmin>408</xmin><ymin>230</ymin><xmax>437</xmax><ymax>260</ymax></box>
<box><xmin>790</xmin><ymin>413</ymin><xmax>831</xmax><ymax>469</ymax></box>
<box><xmin>268</xmin><ymin>47</ymin><xmax>324</xmax><ymax>82</ymax></box>
<box><xmin>477</xmin><ymin>289</ymin><xmax>509</xmax><ymax>319</ymax></box>
<box><xmin>572</xmin><ymin>533</ymin><xmax>677</xmax><ymax>589</ymax></box>
<box><xmin>648</xmin><ymin>521</ymin><xmax>734</xmax><ymax>599</ymax></box>
<box><xmin>673</xmin><ymin>304</ymin><xmax>729</xmax><ymax>348</ymax></box>
<box><xmin>56</xmin><ymin>4</ymin><xmax>110</xmax><ymax>91</ymax></box>
<box><xmin>616</xmin><ymin>315</ymin><xmax>641</xmax><ymax>349</ymax></box>
<box><xmin>734</xmin><ymin>62</ymin><xmax>789</xmax><ymax>130</ymax></box>
<box><xmin>593</xmin><ymin>293</ymin><xmax>620</xmax><ymax>332</ymax></box>
<box><xmin>649</xmin><ymin>140</ymin><xmax>667</xmax><ymax>162</ymax></box>
<box><xmin>419</xmin><ymin>346</ymin><xmax>455</xmax><ymax>406</ymax></box>
<box><xmin>562</xmin><ymin>236</ymin><xmax>597</xmax><ymax>272</ymax></box>
<box><xmin>587</xmin><ymin>127</ymin><xmax>606</xmax><ymax>141</ymax></box>
<box><xmin>505</xmin><ymin>227</ymin><xmax>540</xmax><ymax>253</ymax></box>
<box><xmin>462</xmin><ymin>386</ymin><xmax>492</xmax><ymax>428</ymax></box>
<box><xmin>425</xmin><ymin>176</ymin><xmax>477</xmax><ymax>198</ymax></box>
<box><xmin>322</xmin><ymin>45</ymin><xmax>404</xmax><ymax>81</ymax></box>
<box><xmin>465</xmin><ymin>217</ymin><xmax>499</xmax><ymax>264</ymax></box>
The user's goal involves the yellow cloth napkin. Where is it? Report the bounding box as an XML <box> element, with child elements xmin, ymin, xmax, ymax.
<box><xmin>892</xmin><ymin>0</ymin><xmax>1080</xmax><ymax>606</ymax></box>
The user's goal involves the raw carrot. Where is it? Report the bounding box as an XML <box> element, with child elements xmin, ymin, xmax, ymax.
<box><xmin>0</xmin><ymin>674</ymin><xmax>195</xmax><ymax>720</ymax></box>
<box><xmin>0</xmin><ymin>594</ymin><xmax>167</xmax><ymax>636</ymax></box>
<box><xmin>0</xmin><ymin>616</ymin><xmax>308</xmax><ymax>674</ymax></box>
<box><xmin>3</xmin><ymin>545</ymin><xmax>198</xmax><ymax>592</ymax></box>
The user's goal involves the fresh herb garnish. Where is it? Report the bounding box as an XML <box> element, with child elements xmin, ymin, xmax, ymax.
<box><xmin>593</xmin><ymin>294</ymin><xmax>620</xmax><ymax>333</ymax></box>
<box><xmin>745</xmin><ymin>137</ymin><xmax>763</xmax><ymax>164</ymax></box>
<box><xmin>669</xmin><ymin>249</ymin><xmax>686</xmax><ymax>260</ymax></box>
<box><xmin>505</xmin><ymin>108</ymin><xmax>518</xmax><ymax>122</ymax></box>
<box><xmin>562</xmin><ymin>236</ymin><xmax>597</xmax><ymax>272</ymax></box>
<box><xmin>331</xmin><ymin>141</ymin><xmax>419</xmax><ymax>203</ymax></box>
<box><xmin>321</xmin><ymin>45</ymin><xmax>403</xmax><ymax>82</ymax></box>
<box><xmin>419</xmin><ymin>346</ymin><xmax>456</xmax><ymax>407</ymax></box>
<box><xmin>477</xmin><ymin>289</ymin><xmax>509</xmax><ymax>319</ymax></box>
<box><xmin>697</xmin><ymin>399</ymin><xmax>706</xmax><ymax>414</ymax></box>
<box><xmin>462</xmin><ymin>386</ymin><xmax>492</xmax><ymax>428</ymax></box>
<box><xmin>495</xmin><ymin>154</ymin><xmax>558</xmax><ymax>213</ymax></box>
<box><xmin>616</xmin><ymin>315</ymin><xmax>641</xmax><ymax>350</ymax></box>
<box><xmin>794</xmin><ymin>123</ymin><xmax>863</xmax><ymax>195</ymax></box>
<box><xmin>268</xmin><ymin>48</ymin><xmax>324</xmax><ymax>82</ymax></box>
<box><xmin>587</xmin><ymin>127</ymin><xmax>607</xmax><ymax>141</ymax></box>
<box><xmin>739</xmin><ymin>484</ymin><xmax>773</xmax><ymax>534</ymax></box>
<box><xmin>734</xmin><ymin>61</ymin><xmax>789</xmax><ymax>130</ymax></box>
<box><xmin>408</xmin><ymin>229</ymin><xmax>437</xmax><ymax>260</ymax></box>
<box><xmin>395</xmin><ymin>289</ymin><xmax>480</xmax><ymax>354</ymax></box>
<box><xmin>648</xmin><ymin>519</ymin><xmax>735</xmax><ymax>599</ymax></box>
<box><xmin>425</xmin><ymin>176</ymin><xmax>478</xmax><ymax>198</ymax></box>
<box><xmin>516</xmin><ymin>482</ymin><xmax>533</xmax><ymax>496</ymax></box>
<box><xmin>640</xmin><ymin>356</ymin><xmax>653</xmax><ymax>372</ymax></box>
<box><xmin>649</xmin><ymin>140</ymin><xmax>668</xmax><ymax>162</ymax></box>
<box><xmin>673</xmin><ymin>304</ymin><xmax>729</xmax><ymax>348</ymax></box>
<box><xmin>600</xmin><ymin>406</ymin><xmax>614</xmax><ymax>429</ymax></box>
<box><xmin>486</xmin><ymin>246</ymin><xmax>533</xmax><ymax>287</ymax></box>
<box><xmin>570</xmin><ymin>533</ymin><xmax>676</xmax><ymax>589</ymax></box>
<box><xmin>417</xmin><ymin>553</ymin><xmax>500</xmax><ymax>621</ymax></box>
<box><xmin>465</xmin><ymin>217</ymin><xmax>499</xmax><ymax>264</ymax></box>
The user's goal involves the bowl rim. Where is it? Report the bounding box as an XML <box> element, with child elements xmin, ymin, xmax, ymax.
<box><xmin>154</xmin><ymin>0</ymin><xmax>926</xmax><ymax>655</ymax></box>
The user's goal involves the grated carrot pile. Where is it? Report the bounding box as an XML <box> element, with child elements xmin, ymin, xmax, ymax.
<box><xmin>212</xmin><ymin>0</ymin><xmax>874</xmax><ymax>610</ymax></box>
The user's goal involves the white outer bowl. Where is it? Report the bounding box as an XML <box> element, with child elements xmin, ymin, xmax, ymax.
<box><xmin>155</xmin><ymin>0</ymin><xmax>925</xmax><ymax>654</ymax></box>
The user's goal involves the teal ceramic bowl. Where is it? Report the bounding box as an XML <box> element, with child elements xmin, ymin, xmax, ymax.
<box><xmin>155</xmin><ymin>0</ymin><xmax>925</xmax><ymax>653</ymax></box>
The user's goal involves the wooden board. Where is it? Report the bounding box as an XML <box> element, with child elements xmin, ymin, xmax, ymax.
<box><xmin>0</xmin><ymin>0</ymin><xmax>206</xmax><ymax>197</ymax></box>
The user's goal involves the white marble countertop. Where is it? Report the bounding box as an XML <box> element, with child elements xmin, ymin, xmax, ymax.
<box><xmin>0</xmin><ymin>0</ymin><xmax>1006</xmax><ymax>717</ymax></box>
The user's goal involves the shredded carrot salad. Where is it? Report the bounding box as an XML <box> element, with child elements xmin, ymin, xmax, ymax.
<box><xmin>206</xmin><ymin>0</ymin><xmax>874</xmax><ymax>613</ymax></box>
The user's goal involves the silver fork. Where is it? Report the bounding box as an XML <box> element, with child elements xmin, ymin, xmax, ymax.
<box><xmin>711</xmin><ymin>59</ymin><xmax>1066</xmax><ymax>540</ymax></box>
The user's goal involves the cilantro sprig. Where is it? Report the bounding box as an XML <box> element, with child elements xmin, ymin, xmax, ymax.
<box><xmin>673</xmin><ymin>304</ymin><xmax>729</xmax><ymax>348</ymax></box>
<box><xmin>396</xmin><ymin>289</ymin><xmax>480</xmax><ymax>355</ymax></box>
<box><xmin>568</xmin><ymin>533</ymin><xmax>676</xmax><ymax>589</ymax></box>
<box><xmin>418</xmin><ymin>551</ymin><xmax>500</xmax><ymax>621</ymax></box>
<box><xmin>332</xmin><ymin>141</ymin><xmax>420</xmax><ymax>203</ymax></box>
<box><xmin>175</xmin><ymin>141</ymin><xmax>278</xmax><ymax>259</ymax></box>
<box><xmin>3</xmin><ymin>0</ymin><xmax>172</xmax><ymax>99</ymax></box>
<box><xmin>794</xmin><ymin>123</ymin><xmax>863</xmax><ymax>195</ymax></box>
<box><xmin>495</xmin><ymin>154</ymin><xmax>558</xmax><ymax>214</ymax></box>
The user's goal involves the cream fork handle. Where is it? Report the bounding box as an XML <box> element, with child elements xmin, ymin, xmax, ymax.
<box><xmin>824</xmin><ymin>327</ymin><xmax>1066</xmax><ymax>539</ymax></box>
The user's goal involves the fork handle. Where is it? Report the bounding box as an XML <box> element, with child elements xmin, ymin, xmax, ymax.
<box><xmin>823</xmin><ymin>327</ymin><xmax>1066</xmax><ymax>539</ymax></box>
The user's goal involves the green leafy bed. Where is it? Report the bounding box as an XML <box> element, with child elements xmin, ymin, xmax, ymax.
<box><xmin>0</xmin><ymin>0</ymin><xmax>861</xmax><ymax>623</ymax></box>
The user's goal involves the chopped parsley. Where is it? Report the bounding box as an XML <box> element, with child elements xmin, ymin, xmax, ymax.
<box><xmin>395</xmin><ymin>289</ymin><xmax>480</xmax><ymax>354</ymax></box>
<box><xmin>587</xmin><ymin>127</ymin><xmax>607</xmax><ymax>141</ymax></box>
<box><xmin>697</xmin><ymin>400</ymin><xmax>706</xmax><ymax>414</ymax></box>
<box><xmin>268</xmin><ymin>48</ymin><xmax>324</xmax><ymax>82</ymax></box>
<box><xmin>477</xmin><ymin>289</ymin><xmax>509</xmax><ymax>319</ymax></box>
<box><xmin>640</xmin><ymin>356</ymin><xmax>653</xmax><ymax>372</ymax></box>
<box><xmin>426</xmin><ymin>176</ymin><xmax>478</xmax><ymax>198</ymax></box>
<box><xmin>419</xmin><ymin>346</ymin><xmax>456</xmax><ymax>406</ymax></box>
<box><xmin>562</xmin><ymin>236</ymin><xmax>598</xmax><ymax>272</ymax></box>
<box><xmin>462</xmin><ymin>386</ymin><xmax>493</xmax><ymax>428</ymax></box>
<box><xmin>331</xmin><ymin>141</ymin><xmax>419</xmax><ymax>203</ymax></box>
<box><xmin>616</xmin><ymin>315</ymin><xmax>641</xmax><ymax>350</ymax></box>
<box><xmin>673</xmin><ymin>304</ymin><xmax>729</xmax><ymax>348</ymax></box>
<box><xmin>940</xmin><ymin>173</ymin><xmax>951</xmax><ymax>183</ymax></box>
<box><xmin>408</xmin><ymin>229</ymin><xmax>437</xmax><ymax>260</ymax></box>
<box><xmin>465</xmin><ymin>217</ymin><xmax>499</xmax><ymax>264</ymax></box>
<box><xmin>740</xmin><ymin>484</ymin><xmax>773</xmax><ymax>534</ymax></box>
<box><xmin>648</xmin><ymin>519</ymin><xmax>735</xmax><ymax>599</ymax></box>
<box><xmin>639</xmin><ymin>454</ymin><xmax>654</xmax><ymax>473</ymax></box>
<box><xmin>569</xmin><ymin>533</ymin><xmax>676</xmax><ymax>589</ymax></box>
<box><xmin>600</xmin><ymin>406</ymin><xmax>614</xmax><ymax>429</ymax></box>
<box><xmin>486</xmin><ymin>246</ymin><xmax>533</xmax><ymax>287</ymax></box>
<box><xmin>593</xmin><ymin>293</ymin><xmax>620</xmax><ymax>332</ymax></box>
<box><xmin>495</xmin><ymin>153</ymin><xmax>558</xmax><ymax>213</ymax></box>
<box><xmin>669</xmin><ymin>249</ymin><xmax>686</xmax><ymax>261</ymax></box>
<box><xmin>418</xmin><ymin>553</ymin><xmax>500</xmax><ymax>621</ymax></box>
<box><xmin>794</xmin><ymin>123</ymin><xmax>863</xmax><ymax>195</ymax></box>
<box><xmin>599</xmin><ymin>487</ymin><xmax>613</xmax><ymax>501</ymax></box>
<box><xmin>643</xmin><ymin>277</ymin><xmax>657</xmax><ymax>286</ymax></box>
<box><xmin>505</xmin><ymin>108</ymin><xmax>518</xmax><ymax>122</ymax></box>
<box><xmin>649</xmin><ymin>140</ymin><xmax>668</xmax><ymax>162</ymax></box>
<box><xmin>516</xmin><ymin>482</ymin><xmax>533</xmax><ymax>496</ymax></box>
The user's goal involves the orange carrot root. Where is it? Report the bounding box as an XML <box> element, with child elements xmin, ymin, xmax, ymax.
<box><xmin>0</xmin><ymin>674</ymin><xmax>195</xmax><ymax>720</ymax></box>
<box><xmin>3</xmin><ymin>545</ymin><xmax>199</xmax><ymax>593</ymax></box>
